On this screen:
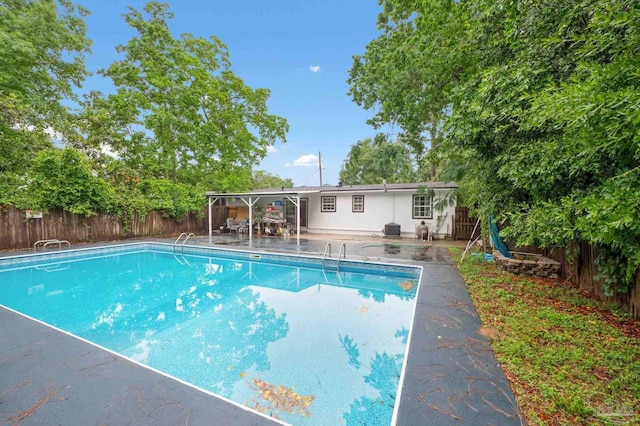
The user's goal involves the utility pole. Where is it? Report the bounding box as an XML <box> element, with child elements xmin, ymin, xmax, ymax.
<box><xmin>318</xmin><ymin>151</ymin><xmax>323</xmax><ymax>187</ymax></box>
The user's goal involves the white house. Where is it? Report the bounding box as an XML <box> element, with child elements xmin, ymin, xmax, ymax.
<box><xmin>205</xmin><ymin>182</ymin><xmax>457</xmax><ymax>245</ymax></box>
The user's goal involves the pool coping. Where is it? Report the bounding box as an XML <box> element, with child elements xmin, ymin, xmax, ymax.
<box><xmin>0</xmin><ymin>241</ymin><xmax>524</xmax><ymax>425</ymax></box>
<box><xmin>0</xmin><ymin>242</ymin><xmax>421</xmax><ymax>278</ymax></box>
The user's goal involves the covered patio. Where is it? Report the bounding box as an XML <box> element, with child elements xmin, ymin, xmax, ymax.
<box><xmin>205</xmin><ymin>188</ymin><xmax>319</xmax><ymax>247</ymax></box>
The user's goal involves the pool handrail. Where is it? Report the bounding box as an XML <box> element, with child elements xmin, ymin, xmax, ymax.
<box><xmin>173</xmin><ymin>233</ymin><xmax>188</xmax><ymax>252</ymax></box>
<box><xmin>173</xmin><ymin>232</ymin><xmax>195</xmax><ymax>254</ymax></box>
<box><xmin>34</xmin><ymin>239</ymin><xmax>70</xmax><ymax>251</ymax></box>
<box><xmin>181</xmin><ymin>233</ymin><xmax>195</xmax><ymax>253</ymax></box>
<box><xmin>34</xmin><ymin>239</ymin><xmax>61</xmax><ymax>251</ymax></box>
<box><xmin>322</xmin><ymin>243</ymin><xmax>332</xmax><ymax>268</ymax></box>
<box><xmin>44</xmin><ymin>240</ymin><xmax>70</xmax><ymax>250</ymax></box>
<box><xmin>337</xmin><ymin>242</ymin><xmax>346</xmax><ymax>272</ymax></box>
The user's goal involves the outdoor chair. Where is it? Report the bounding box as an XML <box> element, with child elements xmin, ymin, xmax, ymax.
<box><xmin>226</xmin><ymin>218</ymin><xmax>240</xmax><ymax>233</ymax></box>
<box><xmin>237</xmin><ymin>219</ymin><xmax>249</xmax><ymax>234</ymax></box>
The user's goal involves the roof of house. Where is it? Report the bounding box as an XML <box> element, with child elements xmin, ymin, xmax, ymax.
<box><xmin>205</xmin><ymin>181</ymin><xmax>457</xmax><ymax>198</ymax></box>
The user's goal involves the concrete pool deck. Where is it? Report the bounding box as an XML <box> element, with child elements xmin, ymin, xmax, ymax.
<box><xmin>0</xmin><ymin>233</ymin><xmax>524</xmax><ymax>425</ymax></box>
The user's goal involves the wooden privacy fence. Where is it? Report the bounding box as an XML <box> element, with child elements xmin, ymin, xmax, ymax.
<box><xmin>453</xmin><ymin>207</ymin><xmax>480</xmax><ymax>240</ymax></box>
<box><xmin>545</xmin><ymin>243</ymin><xmax>639</xmax><ymax>320</ymax></box>
<box><xmin>453</xmin><ymin>210</ymin><xmax>639</xmax><ymax>318</ymax></box>
<box><xmin>0</xmin><ymin>205</ymin><xmax>228</xmax><ymax>251</ymax></box>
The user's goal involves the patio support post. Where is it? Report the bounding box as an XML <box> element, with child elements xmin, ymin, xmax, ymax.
<box><xmin>208</xmin><ymin>197</ymin><xmax>219</xmax><ymax>243</ymax></box>
<box><xmin>296</xmin><ymin>194</ymin><xmax>300</xmax><ymax>246</ymax></box>
<box><xmin>285</xmin><ymin>195</ymin><xmax>301</xmax><ymax>248</ymax></box>
<box><xmin>241</xmin><ymin>196</ymin><xmax>260</xmax><ymax>247</ymax></box>
<box><xmin>248</xmin><ymin>197</ymin><xmax>252</xmax><ymax>245</ymax></box>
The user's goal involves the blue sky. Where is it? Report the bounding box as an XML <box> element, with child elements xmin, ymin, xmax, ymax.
<box><xmin>75</xmin><ymin>0</ymin><xmax>389</xmax><ymax>186</ymax></box>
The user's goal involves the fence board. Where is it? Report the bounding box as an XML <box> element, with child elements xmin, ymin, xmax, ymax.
<box><xmin>453</xmin><ymin>207</ymin><xmax>480</xmax><ymax>240</ymax></box>
<box><xmin>0</xmin><ymin>206</ymin><xmax>227</xmax><ymax>251</ymax></box>
<box><xmin>458</xmin><ymin>214</ymin><xmax>639</xmax><ymax>318</ymax></box>
<box><xmin>543</xmin><ymin>243</ymin><xmax>639</xmax><ymax>319</ymax></box>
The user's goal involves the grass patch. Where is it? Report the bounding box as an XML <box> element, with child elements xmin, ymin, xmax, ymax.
<box><xmin>450</xmin><ymin>247</ymin><xmax>640</xmax><ymax>425</ymax></box>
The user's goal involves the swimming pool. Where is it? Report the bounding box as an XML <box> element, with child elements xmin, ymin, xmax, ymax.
<box><xmin>0</xmin><ymin>243</ymin><xmax>421</xmax><ymax>425</ymax></box>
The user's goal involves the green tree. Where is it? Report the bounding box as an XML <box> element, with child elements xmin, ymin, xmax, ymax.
<box><xmin>0</xmin><ymin>130</ymin><xmax>52</xmax><ymax>174</ymax></box>
<box><xmin>348</xmin><ymin>1</ymin><xmax>470</xmax><ymax>178</ymax></box>
<box><xmin>24</xmin><ymin>148</ymin><xmax>114</xmax><ymax>215</ymax></box>
<box><xmin>0</xmin><ymin>130</ymin><xmax>54</xmax><ymax>207</ymax></box>
<box><xmin>352</xmin><ymin>0</ymin><xmax>640</xmax><ymax>294</ymax></box>
<box><xmin>0</xmin><ymin>0</ymin><xmax>90</xmax><ymax>203</ymax></box>
<box><xmin>339</xmin><ymin>134</ymin><xmax>416</xmax><ymax>185</ymax></box>
<box><xmin>251</xmin><ymin>170</ymin><xmax>293</xmax><ymax>190</ymax></box>
<box><xmin>91</xmin><ymin>2</ymin><xmax>288</xmax><ymax>192</ymax></box>
<box><xmin>0</xmin><ymin>0</ymin><xmax>90</xmax><ymax>141</ymax></box>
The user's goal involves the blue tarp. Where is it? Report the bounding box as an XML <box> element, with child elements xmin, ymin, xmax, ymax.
<box><xmin>489</xmin><ymin>215</ymin><xmax>512</xmax><ymax>258</ymax></box>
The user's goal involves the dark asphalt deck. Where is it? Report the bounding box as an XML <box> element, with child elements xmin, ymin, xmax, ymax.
<box><xmin>0</xmin><ymin>308</ymin><xmax>280</xmax><ymax>426</ymax></box>
<box><xmin>0</xmin><ymin>235</ymin><xmax>524</xmax><ymax>425</ymax></box>
<box><xmin>396</xmin><ymin>248</ymin><xmax>522</xmax><ymax>425</ymax></box>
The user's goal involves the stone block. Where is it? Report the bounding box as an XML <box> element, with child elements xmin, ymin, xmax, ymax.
<box><xmin>493</xmin><ymin>250</ymin><xmax>562</xmax><ymax>279</ymax></box>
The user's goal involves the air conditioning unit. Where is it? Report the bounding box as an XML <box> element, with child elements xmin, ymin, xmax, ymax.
<box><xmin>384</xmin><ymin>222</ymin><xmax>401</xmax><ymax>237</ymax></box>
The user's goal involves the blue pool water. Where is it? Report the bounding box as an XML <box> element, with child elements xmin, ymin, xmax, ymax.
<box><xmin>0</xmin><ymin>245</ymin><xmax>419</xmax><ymax>425</ymax></box>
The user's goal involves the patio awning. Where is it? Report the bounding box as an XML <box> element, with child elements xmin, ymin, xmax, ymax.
<box><xmin>205</xmin><ymin>188</ymin><xmax>320</xmax><ymax>247</ymax></box>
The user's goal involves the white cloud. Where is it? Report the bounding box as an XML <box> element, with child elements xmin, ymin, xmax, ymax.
<box><xmin>13</xmin><ymin>123</ymin><xmax>63</xmax><ymax>141</ymax></box>
<box><xmin>293</xmin><ymin>154</ymin><xmax>319</xmax><ymax>167</ymax></box>
<box><xmin>266</xmin><ymin>146</ymin><xmax>278</xmax><ymax>153</ymax></box>
<box><xmin>285</xmin><ymin>162</ymin><xmax>291</xmax><ymax>167</ymax></box>
<box><xmin>43</xmin><ymin>126</ymin><xmax>63</xmax><ymax>141</ymax></box>
<box><xmin>100</xmin><ymin>143</ymin><xmax>119</xmax><ymax>159</ymax></box>
<box><xmin>309</xmin><ymin>65</ymin><xmax>321</xmax><ymax>73</ymax></box>
<box><xmin>12</xmin><ymin>123</ymin><xmax>35</xmax><ymax>132</ymax></box>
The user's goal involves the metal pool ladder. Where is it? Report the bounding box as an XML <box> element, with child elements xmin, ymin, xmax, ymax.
<box><xmin>322</xmin><ymin>243</ymin><xmax>332</xmax><ymax>268</ymax></box>
<box><xmin>322</xmin><ymin>242</ymin><xmax>346</xmax><ymax>270</ymax></box>
<box><xmin>34</xmin><ymin>239</ymin><xmax>71</xmax><ymax>251</ymax></box>
<box><xmin>337</xmin><ymin>242</ymin><xmax>346</xmax><ymax>271</ymax></box>
<box><xmin>174</xmin><ymin>232</ymin><xmax>195</xmax><ymax>254</ymax></box>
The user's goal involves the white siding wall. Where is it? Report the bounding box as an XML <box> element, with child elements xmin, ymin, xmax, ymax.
<box><xmin>306</xmin><ymin>189</ymin><xmax>456</xmax><ymax>239</ymax></box>
<box><xmin>222</xmin><ymin>189</ymin><xmax>456</xmax><ymax>238</ymax></box>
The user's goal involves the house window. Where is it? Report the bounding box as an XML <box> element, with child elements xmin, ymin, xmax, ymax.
<box><xmin>412</xmin><ymin>194</ymin><xmax>433</xmax><ymax>219</ymax></box>
<box><xmin>321</xmin><ymin>196</ymin><xmax>336</xmax><ymax>212</ymax></box>
<box><xmin>352</xmin><ymin>195</ymin><xmax>364</xmax><ymax>213</ymax></box>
